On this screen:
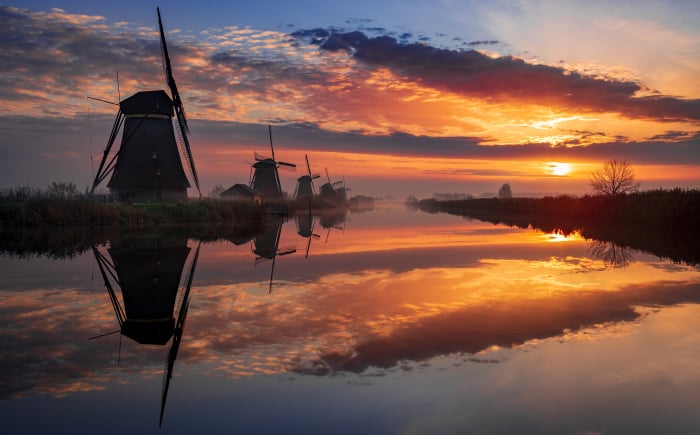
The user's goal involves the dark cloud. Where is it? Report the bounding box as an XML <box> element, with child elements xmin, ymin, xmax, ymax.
<box><xmin>293</xmin><ymin>29</ymin><xmax>700</xmax><ymax>122</ymax></box>
<box><xmin>467</xmin><ymin>40</ymin><xmax>500</xmax><ymax>46</ymax></box>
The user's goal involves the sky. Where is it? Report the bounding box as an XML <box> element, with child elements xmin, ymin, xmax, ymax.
<box><xmin>1</xmin><ymin>0</ymin><xmax>699</xmax><ymax>198</ymax></box>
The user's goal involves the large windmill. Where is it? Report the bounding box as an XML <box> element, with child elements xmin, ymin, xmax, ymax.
<box><xmin>249</xmin><ymin>125</ymin><xmax>296</xmax><ymax>201</ymax></box>
<box><xmin>294</xmin><ymin>154</ymin><xmax>320</xmax><ymax>200</ymax></box>
<box><xmin>90</xmin><ymin>8</ymin><xmax>200</xmax><ymax>202</ymax></box>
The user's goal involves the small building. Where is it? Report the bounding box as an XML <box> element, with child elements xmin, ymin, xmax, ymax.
<box><xmin>221</xmin><ymin>183</ymin><xmax>263</xmax><ymax>204</ymax></box>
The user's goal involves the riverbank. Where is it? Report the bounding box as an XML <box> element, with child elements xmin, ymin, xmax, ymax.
<box><xmin>413</xmin><ymin>189</ymin><xmax>700</xmax><ymax>267</ymax></box>
<box><xmin>414</xmin><ymin>189</ymin><xmax>700</xmax><ymax>231</ymax></box>
<box><xmin>0</xmin><ymin>196</ymin><xmax>266</xmax><ymax>228</ymax></box>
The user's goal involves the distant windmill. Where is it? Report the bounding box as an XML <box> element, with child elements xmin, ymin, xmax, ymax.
<box><xmin>90</xmin><ymin>8</ymin><xmax>200</xmax><ymax>201</ymax></box>
<box><xmin>319</xmin><ymin>167</ymin><xmax>346</xmax><ymax>203</ymax></box>
<box><xmin>249</xmin><ymin>125</ymin><xmax>296</xmax><ymax>201</ymax></box>
<box><xmin>294</xmin><ymin>154</ymin><xmax>320</xmax><ymax>200</ymax></box>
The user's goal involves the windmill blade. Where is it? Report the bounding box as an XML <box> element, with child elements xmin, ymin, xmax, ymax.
<box><xmin>305</xmin><ymin>155</ymin><xmax>312</xmax><ymax>177</ymax></box>
<box><xmin>325</xmin><ymin>167</ymin><xmax>331</xmax><ymax>183</ymax></box>
<box><xmin>158</xmin><ymin>8</ymin><xmax>200</xmax><ymax>196</ymax></box>
<box><xmin>91</xmin><ymin>111</ymin><xmax>124</xmax><ymax>193</ymax></box>
<box><xmin>158</xmin><ymin>7</ymin><xmax>188</xmax><ymax>133</ymax></box>
<box><xmin>277</xmin><ymin>161</ymin><xmax>296</xmax><ymax>173</ymax></box>
<box><xmin>311</xmin><ymin>173</ymin><xmax>321</xmax><ymax>179</ymax></box>
<box><xmin>176</xmin><ymin>117</ymin><xmax>202</xmax><ymax>197</ymax></box>
<box><xmin>268</xmin><ymin>124</ymin><xmax>275</xmax><ymax>162</ymax></box>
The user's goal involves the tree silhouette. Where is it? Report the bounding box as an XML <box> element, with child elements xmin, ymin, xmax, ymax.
<box><xmin>498</xmin><ymin>183</ymin><xmax>512</xmax><ymax>198</ymax></box>
<box><xmin>589</xmin><ymin>159</ymin><xmax>641</xmax><ymax>196</ymax></box>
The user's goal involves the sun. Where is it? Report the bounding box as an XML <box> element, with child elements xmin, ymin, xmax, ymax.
<box><xmin>547</xmin><ymin>162</ymin><xmax>572</xmax><ymax>176</ymax></box>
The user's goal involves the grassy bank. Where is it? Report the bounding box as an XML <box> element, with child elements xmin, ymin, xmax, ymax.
<box><xmin>416</xmin><ymin>189</ymin><xmax>700</xmax><ymax>231</ymax></box>
<box><xmin>414</xmin><ymin>189</ymin><xmax>700</xmax><ymax>267</ymax></box>
<box><xmin>0</xmin><ymin>195</ymin><xmax>264</xmax><ymax>228</ymax></box>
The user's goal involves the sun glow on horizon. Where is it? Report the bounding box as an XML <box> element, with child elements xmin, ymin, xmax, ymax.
<box><xmin>547</xmin><ymin>162</ymin><xmax>573</xmax><ymax>176</ymax></box>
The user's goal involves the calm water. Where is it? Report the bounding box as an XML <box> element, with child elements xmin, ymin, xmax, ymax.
<box><xmin>2</xmin><ymin>203</ymin><xmax>700</xmax><ymax>434</ymax></box>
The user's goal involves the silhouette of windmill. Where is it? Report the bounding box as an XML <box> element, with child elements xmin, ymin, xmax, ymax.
<box><xmin>252</xmin><ymin>216</ymin><xmax>296</xmax><ymax>292</ymax></box>
<box><xmin>319</xmin><ymin>168</ymin><xmax>346</xmax><ymax>203</ymax></box>
<box><xmin>90</xmin><ymin>8</ymin><xmax>200</xmax><ymax>201</ymax></box>
<box><xmin>92</xmin><ymin>237</ymin><xmax>200</xmax><ymax>426</ymax></box>
<box><xmin>294</xmin><ymin>155</ymin><xmax>320</xmax><ymax>200</ymax></box>
<box><xmin>249</xmin><ymin>125</ymin><xmax>296</xmax><ymax>201</ymax></box>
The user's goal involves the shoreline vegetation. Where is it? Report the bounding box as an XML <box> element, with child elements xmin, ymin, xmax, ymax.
<box><xmin>412</xmin><ymin>189</ymin><xmax>699</xmax><ymax>230</ymax></box>
<box><xmin>411</xmin><ymin>188</ymin><xmax>700</xmax><ymax>267</ymax></box>
<box><xmin>0</xmin><ymin>184</ymin><xmax>373</xmax><ymax>229</ymax></box>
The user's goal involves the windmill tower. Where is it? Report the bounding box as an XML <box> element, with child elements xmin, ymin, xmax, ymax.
<box><xmin>249</xmin><ymin>125</ymin><xmax>296</xmax><ymax>201</ymax></box>
<box><xmin>294</xmin><ymin>155</ymin><xmax>320</xmax><ymax>200</ymax></box>
<box><xmin>90</xmin><ymin>8</ymin><xmax>200</xmax><ymax>202</ymax></box>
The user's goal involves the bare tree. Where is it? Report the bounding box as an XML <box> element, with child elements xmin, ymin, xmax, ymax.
<box><xmin>208</xmin><ymin>184</ymin><xmax>225</xmax><ymax>198</ymax></box>
<box><xmin>498</xmin><ymin>183</ymin><xmax>512</xmax><ymax>198</ymax></box>
<box><xmin>589</xmin><ymin>159</ymin><xmax>641</xmax><ymax>196</ymax></box>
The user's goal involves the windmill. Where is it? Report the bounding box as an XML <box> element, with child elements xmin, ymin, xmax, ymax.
<box><xmin>92</xmin><ymin>236</ymin><xmax>200</xmax><ymax>426</ymax></box>
<box><xmin>249</xmin><ymin>125</ymin><xmax>296</xmax><ymax>201</ymax></box>
<box><xmin>294</xmin><ymin>155</ymin><xmax>320</xmax><ymax>200</ymax></box>
<box><xmin>319</xmin><ymin>168</ymin><xmax>346</xmax><ymax>203</ymax></box>
<box><xmin>90</xmin><ymin>8</ymin><xmax>200</xmax><ymax>202</ymax></box>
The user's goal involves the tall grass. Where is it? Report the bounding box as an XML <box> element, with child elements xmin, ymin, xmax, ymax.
<box><xmin>0</xmin><ymin>185</ymin><xmax>263</xmax><ymax>228</ymax></box>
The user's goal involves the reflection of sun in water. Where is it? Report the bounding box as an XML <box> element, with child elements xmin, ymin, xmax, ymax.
<box><xmin>547</xmin><ymin>162</ymin><xmax>572</xmax><ymax>176</ymax></box>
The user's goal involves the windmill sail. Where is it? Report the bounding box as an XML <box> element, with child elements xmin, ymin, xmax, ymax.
<box><xmin>90</xmin><ymin>8</ymin><xmax>200</xmax><ymax>201</ymax></box>
<box><xmin>158</xmin><ymin>7</ymin><xmax>200</xmax><ymax>197</ymax></box>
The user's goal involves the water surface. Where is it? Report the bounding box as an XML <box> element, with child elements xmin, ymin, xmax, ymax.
<box><xmin>2</xmin><ymin>203</ymin><xmax>700</xmax><ymax>434</ymax></box>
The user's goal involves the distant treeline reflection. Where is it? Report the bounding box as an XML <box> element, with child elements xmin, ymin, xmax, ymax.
<box><xmin>415</xmin><ymin>189</ymin><xmax>700</xmax><ymax>267</ymax></box>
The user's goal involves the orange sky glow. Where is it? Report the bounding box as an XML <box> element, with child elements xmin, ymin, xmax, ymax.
<box><xmin>0</xmin><ymin>4</ymin><xmax>698</xmax><ymax>196</ymax></box>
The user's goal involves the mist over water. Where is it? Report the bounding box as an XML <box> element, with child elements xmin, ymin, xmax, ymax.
<box><xmin>2</xmin><ymin>202</ymin><xmax>700</xmax><ymax>434</ymax></box>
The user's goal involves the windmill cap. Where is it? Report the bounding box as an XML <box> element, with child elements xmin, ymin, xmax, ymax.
<box><xmin>120</xmin><ymin>90</ymin><xmax>174</xmax><ymax>116</ymax></box>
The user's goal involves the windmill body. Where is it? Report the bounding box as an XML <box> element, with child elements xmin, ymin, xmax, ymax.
<box><xmin>90</xmin><ymin>8</ymin><xmax>200</xmax><ymax>201</ymax></box>
<box><xmin>107</xmin><ymin>91</ymin><xmax>190</xmax><ymax>202</ymax></box>
<box><xmin>251</xmin><ymin>158</ymin><xmax>284</xmax><ymax>201</ymax></box>
<box><xmin>294</xmin><ymin>155</ymin><xmax>320</xmax><ymax>200</ymax></box>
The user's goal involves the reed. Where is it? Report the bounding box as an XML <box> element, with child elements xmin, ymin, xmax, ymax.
<box><xmin>0</xmin><ymin>186</ymin><xmax>264</xmax><ymax>228</ymax></box>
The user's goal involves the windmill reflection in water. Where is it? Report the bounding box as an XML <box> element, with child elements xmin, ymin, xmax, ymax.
<box><xmin>251</xmin><ymin>216</ymin><xmax>297</xmax><ymax>293</ymax></box>
<box><xmin>92</xmin><ymin>236</ymin><xmax>200</xmax><ymax>426</ymax></box>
